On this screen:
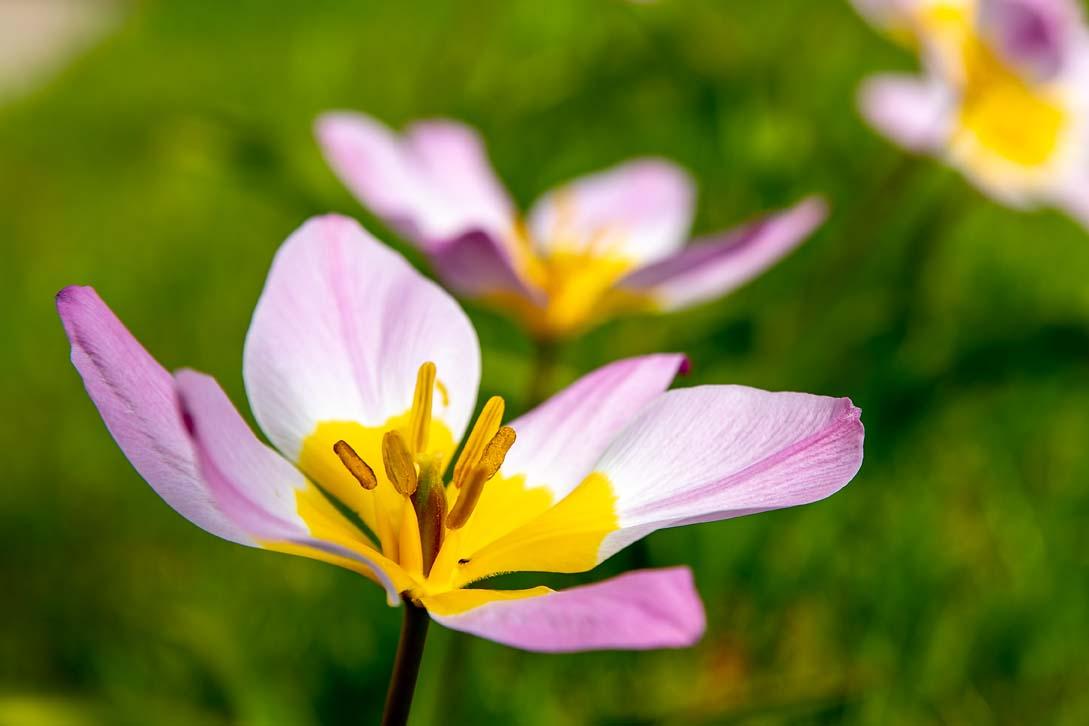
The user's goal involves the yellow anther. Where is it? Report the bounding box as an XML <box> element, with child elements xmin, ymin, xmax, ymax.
<box><xmin>332</xmin><ymin>440</ymin><xmax>377</xmax><ymax>490</ymax></box>
<box><xmin>453</xmin><ymin>396</ymin><xmax>505</xmax><ymax>487</ymax></box>
<box><xmin>478</xmin><ymin>426</ymin><xmax>516</xmax><ymax>480</ymax></box>
<box><xmin>446</xmin><ymin>465</ymin><xmax>489</xmax><ymax>530</ymax></box>
<box><xmin>381</xmin><ymin>430</ymin><xmax>418</xmax><ymax>496</ymax></box>
<box><xmin>408</xmin><ymin>361</ymin><xmax>437</xmax><ymax>454</ymax></box>
<box><xmin>399</xmin><ymin>499</ymin><xmax>424</xmax><ymax>575</ymax></box>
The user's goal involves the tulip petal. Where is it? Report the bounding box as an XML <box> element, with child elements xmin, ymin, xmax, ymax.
<box><xmin>455</xmin><ymin>386</ymin><xmax>862</xmax><ymax>582</ymax></box>
<box><xmin>422</xmin><ymin>567</ymin><xmax>704</xmax><ymax>652</ymax></box>
<box><xmin>593</xmin><ymin>387</ymin><xmax>864</xmax><ymax>558</ymax></box>
<box><xmin>56</xmin><ymin>285</ymin><xmax>252</xmax><ymax>545</ymax></box>
<box><xmin>244</xmin><ymin>214</ymin><xmax>481</xmax><ymax>462</ymax></box>
<box><xmin>858</xmin><ymin>73</ymin><xmax>954</xmax><ymax>153</ymax></box>
<box><xmin>527</xmin><ymin>159</ymin><xmax>695</xmax><ymax>266</ymax></box>
<box><xmin>316</xmin><ymin>112</ymin><xmax>515</xmax><ymax>251</ymax></box>
<box><xmin>446</xmin><ymin>354</ymin><xmax>689</xmax><ymax>561</ymax></box>
<box><xmin>175</xmin><ymin>369</ymin><xmax>412</xmax><ymax>603</ymax></box>
<box><xmin>616</xmin><ymin>197</ymin><xmax>827</xmax><ymax>312</ymax></box>
<box><xmin>983</xmin><ymin>0</ymin><xmax>1082</xmax><ymax>80</ymax></box>
<box><xmin>504</xmin><ymin>354</ymin><xmax>689</xmax><ymax>499</ymax></box>
<box><xmin>427</xmin><ymin>229</ymin><xmax>543</xmax><ymax>301</ymax></box>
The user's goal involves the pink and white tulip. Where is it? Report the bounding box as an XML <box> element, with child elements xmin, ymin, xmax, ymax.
<box><xmin>316</xmin><ymin>113</ymin><xmax>827</xmax><ymax>339</ymax></box>
<box><xmin>58</xmin><ymin>215</ymin><xmax>864</xmax><ymax>652</ymax></box>
<box><xmin>855</xmin><ymin>0</ymin><xmax>1089</xmax><ymax>226</ymax></box>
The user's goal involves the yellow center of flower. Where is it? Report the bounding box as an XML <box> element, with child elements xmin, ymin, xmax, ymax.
<box><xmin>278</xmin><ymin>363</ymin><xmax>624</xmax><ymax>610</ymax></box>
<box><xmin>954</xmin><ymin>36</ymin><xmax>1067</xmax><ymax>168</ymax></box>
<box><xmin>909</xmin><ymin>0</ymin><xmax>1068</xmax><ymax>171</ymax></box>
<box><xmin>296</xmin><ymin>363</ymin><xmax>519</xmax><ymax>586</ymax></box>
<box><xmin>488</xmin><ymin>201</ymin><xmax>642</xmax><ymax>339</ymax></box>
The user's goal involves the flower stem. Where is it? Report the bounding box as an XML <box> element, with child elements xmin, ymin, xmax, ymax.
<box><xmin>526</xmin><ymin>337</ymin><xmax>559</xmax><ymax>409</ymax></box>
<box><xmin>381</xmin><ymin>598</ymin><xmax>431</xmax><ymax>726</ymax></box>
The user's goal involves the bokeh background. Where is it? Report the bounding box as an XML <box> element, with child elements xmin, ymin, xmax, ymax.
<box><xmin>4</xmin><ymin>0</ymin><xmax>1089</xmax><ymax>723</ymax></box>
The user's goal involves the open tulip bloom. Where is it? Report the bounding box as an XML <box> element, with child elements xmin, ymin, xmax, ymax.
<box><xmin>315</xmin><ymin>112</ymin><xmax>828</xmax><ymax>340</ymax></box>
<box><xmin>58</xmin><ymin>215</ymin><xmax>863</xmax><ymax>721</ymax></box>
<box><xmin>855</xmin><ymin>0</ymin><xmax>1089</xmax><ymax>225</ymax></box>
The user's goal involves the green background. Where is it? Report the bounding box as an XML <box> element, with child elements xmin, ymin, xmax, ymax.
<box><xmin>4</xmin><ymin>1</ymin><xmax>1089</xmax><ymax>723</ymax></box>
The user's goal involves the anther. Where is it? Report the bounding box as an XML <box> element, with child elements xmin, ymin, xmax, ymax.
<box><xmin>453</xmin><ymin>396</ymin><xmax>504</xmax><ymax>487</ymax></box>
<box><xmin>381</xmin><ymin>430</ymin><xmax>418</xmax><ymax>496</ymax></box>
<box><xmin>332</xmin><ymin>440</ymin><xmax>378</xmax><ymax>490</ymax></box>
<box><xmin>408</xmin><ymin>361</ymin><xmax>436</xmax><ymax>454</ymax></box>
<box><xmin>446</xmin><ymin>465</ymin><xmax>489</xmax><ymax>530</ymax></box>
<box><xmin>478</xmin><ymin>426</ymin><xmax>516</xmax><ymax>480</ymax></box>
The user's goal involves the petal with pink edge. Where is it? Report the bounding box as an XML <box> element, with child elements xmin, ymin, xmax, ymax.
<box><xmin>527</xmin><ymin>159</ymin><xmax>695</xmax><ymax>266</ymax></box>
<box><xmin>858</xmin><ymin>73</ymin><xmax>954</xmax><ymax>153</ymax></box>
<box><xmin>422</xmin><ymin>567</ymin><xmax>705</xmax><ymax>652</ymax></box>
<box><xmin>593</xmin><ymin>387</ymin><xmax>864</xmax><ymax>560</ymax></box>
<box><xmin>316</xmin><ymin>113</ymin><xmax>515</xmax><ymax>251</ymax></box>
<box><xmin>455</xmin><ymin>386</ymin><xmax>862</xmax><ymax>582</ymax></box>
<box><xmin>56</xmin><ymin>286</ymin><xmax>253</xmax><ymax>546</ymax></box>
<box><xmin>176</xmin><ymin>369</ymin><xmax>411</xmax><ymax>604</ymax></box>
<box><xmin>243</xmin><ymin>214</ymin><xmax>481</xmax><ymax>462</ymax></box>
<box><xmin>617</xmin><ymin>197</ymin><xmax>828</xmax><ymax>312</ymax></box>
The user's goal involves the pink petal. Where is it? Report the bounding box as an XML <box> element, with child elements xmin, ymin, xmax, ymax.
<box><xmin>243</xmin><ymin>214</ymin><xmax>481</xmax><ymax>461</ymax></box>
<box><xmin>56</xmin><ymin>286</ymin><xmax>253</xmax><ymax>545</ymax></box>
<box><xmin>527</xmin><ymin>158</ymin><xmax>695</xmax><ymax>266</ymax></box>
<box><xmin>428</xmin><ymin>229</ymin><xmax>543</xmax><ymax>302</ymax></box>
<box><xmin>502</xmin><ymin>354</ymin><xmax>689</xmax><ymax>501</ymax></box>
<box><xmin>315</xmin><ymin>112</ymin><xmax>515</xmax><ymax>252</ymax></box>
<box><xmin>594</xmin><ymin>386</ymin><xmax>864</xmax><ymax>560</ymax></box>
<box><xmin>176</xmin><ymin>369</ymin><xmax>405</xmax><ymax>603</ymax></box>
<box><xmin>423</xmin><ymin>567</ymin><xmax>705</xmax><ymax>652</ymax></box>
<box><xmin>858</xmin><ymin>73</ymin><xmax>954</xmax><ymax>153</ymax></box>
<box><xmin>618</xmin><ymin>197</ymin><xmax>828</xmax><ymax>311</ymax></box>
<box><xmin>983</xmin><ymin>0</ymin><xmax>1084</xmax><ymax>80</ymax></box>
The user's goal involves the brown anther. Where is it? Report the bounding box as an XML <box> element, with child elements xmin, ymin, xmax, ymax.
<box><xmin>478</xmin><ymin>426</ymin><xmax>516</xmax><ymax>480</ymax></box>
<box><xmin>332</xmin><ymin>440</ymin><xmax>378</xmax><ymax>490</ymax></box>
<box><xmin>381</xmin><ymin>430</ymin><xmax>418</xmax><ymax>496</ymax></box>
<box><xmin>446</xmin><ymin>465</ymin><xmax>488</xmax><ymax>530</ymax></box>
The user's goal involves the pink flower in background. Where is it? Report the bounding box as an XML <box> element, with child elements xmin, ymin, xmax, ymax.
<box><xmin>58</xmin><ymin>215</ymin><xmax>863</xmax><ymax>652</ymax></box>
<box><xmin>855</xmin><ymin>0</ymin><xmax>1089</xmax><ymax>226</ymax></box>
<box><xmin>316</xmin><ymin>113</ymin><xmax>827</xmax><ymax>340</ymax></box>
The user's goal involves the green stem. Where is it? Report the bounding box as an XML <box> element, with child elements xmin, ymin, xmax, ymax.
<box><xmin>526</xmin><ymin>337</ymin><xmax>559</xmax><ymax>409</ymax></box>
<box><xmin>381</xmin><ymin>599</ymin><xmax>431</xmax><ymax>726</ymax></box>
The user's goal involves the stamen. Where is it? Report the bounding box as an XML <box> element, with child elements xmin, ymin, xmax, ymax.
<box><xmin>453</xmin><ymin>396</ymin><xmax>505</xmax><ymax>487</ymax></box>
<box><xmin>478</xmin><ymin>426</ymin><xmax>517</xmax><ymax>479</ymax></box>
<box><xmin>446</xmin><ymin>465</ymin><xmax>489</xmax><ymax>530</ymax></box>
<box><xmin>399</xmin><ymin>500</ymin><xmax>424</xmax><ymax>575</ymax></box>
<box><xmin>332</xmin><ymin>440</ymin><xmax>377</xmax><ymax>490</ymax></box>
<box><xmin>381</xmin><ymin>430</ymin><xmax>418</xmax><ymax>496</ymax></box>
<box><xmin>408</xmin><ymin>361</ymin><xmax>436</xmax><ymax>454</ymax></box>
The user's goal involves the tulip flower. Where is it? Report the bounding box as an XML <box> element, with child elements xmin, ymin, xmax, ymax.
<box><xmin>315</xmin><ymin>112</ymin><xmax>828</xmax><ymax>341</ymax></box>
<box><xmin>58</xmin><ymin>215</ymin><xmax>863</xmax><ymax>724</ymax></box>
<box><xmin>854</xmin><ymin>0</ymin><xmax>1089</xmax><ymax>225</ymax></box>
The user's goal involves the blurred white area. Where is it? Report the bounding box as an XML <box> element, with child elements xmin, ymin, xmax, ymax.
<box><xmin>0</xmin><ymin>0</ymin><xmax>121</xmax><ymax>101</ymax></box>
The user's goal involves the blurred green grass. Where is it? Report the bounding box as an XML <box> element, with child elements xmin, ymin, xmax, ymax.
<box><xmin>4</xmin><ymin>0</ymin><xmax>1089</xmax><ymax>723</ymax></box>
